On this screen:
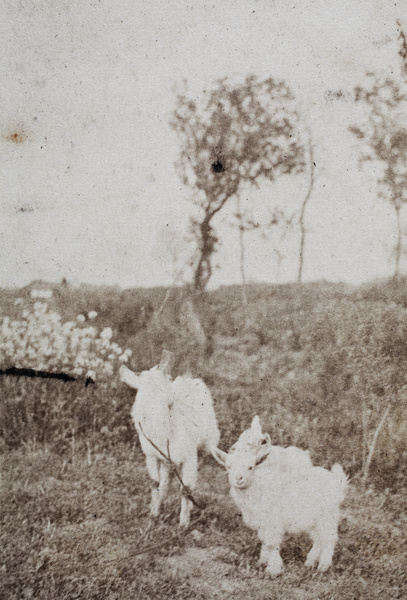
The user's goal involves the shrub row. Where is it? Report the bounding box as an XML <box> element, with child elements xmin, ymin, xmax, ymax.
<box><xmin>1</xmin><ymin>281</ymin><xmax>406</xmax><ymax>488</ymax></box>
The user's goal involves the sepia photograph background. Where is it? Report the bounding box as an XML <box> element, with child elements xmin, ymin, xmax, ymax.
<box><xmin>1</xmin><ymin>1</ymin><xmax>406</xmax><ymax>598</ymax></box>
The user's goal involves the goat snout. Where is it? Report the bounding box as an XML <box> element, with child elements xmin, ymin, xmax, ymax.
<box><xmin>232</xmin><ymin>472</ymin><xmax>249</xmax><ymax>488</ymax></box>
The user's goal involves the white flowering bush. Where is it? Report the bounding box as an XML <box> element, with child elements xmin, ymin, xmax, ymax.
<box><xmin>0</xmin><ymin>301</ymin><xmax>132</xmax><ymax>380</ymax></box>
<box><xmin>0</xmin><ymin>300</ymin><xmax>136</xmax><ymax>449</ymax></box>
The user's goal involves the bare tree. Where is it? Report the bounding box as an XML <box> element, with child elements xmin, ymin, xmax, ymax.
<box><xmin>350</xmin><ymin>28</ymin><xmax>407</xmax><ymax>278</ymax></box>
<box><xmin>232</xmin><ymin>194</ymin><xmax>294</xmax><ymax>296</ymax></box>
<box><xmin>398</xmin><ymin>20</ymin><xmax>407</xmax><ymax>77</ymax></box>
<box><xmin>171</xmin><ymin>75</ymin><xmax>305</xmax><ymax>291</ymax></box>
<box><xmin>298</xmin><ymin>127</ymin><xmax>316</xmax><ymax>283</ymax></box>
<box><xmin>235</xmin><ymin>193</ymin><xmax>248</xmax><ymax>304</ymax></box>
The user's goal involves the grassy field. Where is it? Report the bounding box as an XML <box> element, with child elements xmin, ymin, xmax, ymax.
<box><xmin>1</xmin><ymin>279</ymin><xmax>407</xmax><ymax>598</ymax></box>
<box><xmin>1</xmin><ymin>444</ymin><xmax>406</xmax><ymax>599</ymax></box>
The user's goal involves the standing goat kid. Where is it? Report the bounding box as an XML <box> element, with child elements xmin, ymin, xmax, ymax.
<box><xmin>120</xmin><ymin>357</ymin><xmax>220</xmax><ymax>527</ymax></box>
<box><xmin>212</xmin><ymin>442</ymin><xmax>348</xmax><ymax>577</ymax></box>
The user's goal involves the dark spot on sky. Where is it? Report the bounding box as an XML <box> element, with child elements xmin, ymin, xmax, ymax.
<box><xmin>5</xmin><ymin>132</ymin><xmax>25</xmax><ymax>143</ymax></box>
<box><xmin>211</xmin><ymin>160</ymin><xmax>225</xmax><ymax>173</ymax></box>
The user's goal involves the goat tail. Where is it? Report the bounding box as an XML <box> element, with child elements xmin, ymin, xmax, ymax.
<box><xmin>331</xmin><ymin>463</ymin><xmax>345</xmax><ymax>478</ymax></box>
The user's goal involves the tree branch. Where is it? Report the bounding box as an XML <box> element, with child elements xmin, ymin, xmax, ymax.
<box><xmin>138</xmin><ymin>422</ymin><xmax>204</xmax><ymax>509</ymax></box>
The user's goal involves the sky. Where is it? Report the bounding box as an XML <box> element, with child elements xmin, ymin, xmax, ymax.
<box><xmin>1</xmin><ymin>0</ymin><xmax>407</xmax><ymax>290</ymax></box>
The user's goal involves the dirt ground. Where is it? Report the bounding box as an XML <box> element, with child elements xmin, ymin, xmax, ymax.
<box><xmin>2</xmin><ymin>447</ymin><xmax>406</xmax><ymax>599</ymax></box>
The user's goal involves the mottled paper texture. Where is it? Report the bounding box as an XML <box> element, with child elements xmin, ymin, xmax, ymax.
<box><xmin>1</xmin><ymin>2</ymin><xmax>406</xmax><ymax>599</ymax></box>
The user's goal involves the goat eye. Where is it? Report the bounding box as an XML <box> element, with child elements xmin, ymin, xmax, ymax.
<box><xmin>249</xmin><ymin>466</ymin><xmax>253</xmax><ymax>470</ymax></box>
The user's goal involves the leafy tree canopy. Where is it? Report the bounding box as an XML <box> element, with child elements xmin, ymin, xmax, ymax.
<box><xmin>171</xmin><ymin>75</ymin><xmax>305</xmax><ymax>290</ymax></box>
<box><xmin>350</xmin><ymin>74</ymin><xmax>407</xmax><ymax>209</ymax></box>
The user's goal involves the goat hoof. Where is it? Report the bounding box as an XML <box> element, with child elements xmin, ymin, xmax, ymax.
<box><xmin>149</xmin><ymin>507</ymin><xmax>160</xmax><ymax>519</ymax></box>
<box><xmin>265</xmin><ymin>566</ymin><xmax>283</xmax><ymax>578</ymax></box>
<box><xmin>304</xmin><ymin>558</ymin><xmax>317</xmax><ymax>568</ymax></box>
<box><xmin>265</xmin><ymin>560</ymin><xmax>284</xmax><ymax>578</ymax></box>
<box><xmin>179</xmin><ymin>519</ymin><xmax>190</xmax><ymax>529</ymax></box>
<box><xmin>265</xmin><ymin>552</ymin><xmax>284</xmax><ymax>578</ymax></box>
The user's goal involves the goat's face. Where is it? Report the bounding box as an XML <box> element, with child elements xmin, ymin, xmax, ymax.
<box><xmin>227</xmin><ymin>449</ymin><xmax>257</xmax><ymax>489</ymax></box>
<box><xmin>211</xmin><ymin>446</ymin><xmax>270</xmax><ymax>490</ymax></box>
<box><xmin>211</xmin><ymin>416</ymin><xmax>272</xmax><ymax>489</ymax></box>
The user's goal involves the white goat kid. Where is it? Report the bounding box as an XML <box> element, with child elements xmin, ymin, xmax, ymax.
<box><xmin>230</xmin><ymin>415</ymin><xmax>313</xmax><ymax>471</ymax></box>
<box><xmin>212</xmin><ymin>443</ymin><xmax>347</xmax><ymax>577</ymax></box>
<box><xmin>120</xmin><ymin>358</ymin><xmax>220</xmax><ymax>527</ymax></box>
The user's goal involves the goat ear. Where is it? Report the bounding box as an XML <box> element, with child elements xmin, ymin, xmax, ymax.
<box><xmin>255</xmin><ymin>449</ymin><xmax>270</xmax><ymax>466</ymax></box>
<box><xmin>119</xmin><ymin>364</ymin><xmax>140</xmax><ymax>389</ymax></box>
<box><xmin>211</xmin><ymin>446</ymin><xmax>228</xmax><ymax>467</ymax></box>
<box><xmin>251</xmin><ymin>415</ymin><xmax>262</xmax><ymax>436</ymax></box>
<box><xmin>263</xmin><ymin>433</ymin><xmax>271</xmax><ymax>445</ymax></box>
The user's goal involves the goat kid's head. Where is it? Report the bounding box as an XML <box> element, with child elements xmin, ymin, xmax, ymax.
<box><xmin>211</xmin><ymin>416</ymin><xmax>271</xmax><ymax>489</ymax></box>
<box><xmin>211</xmin><ymin>445</ymin><xmax>269</xmax><ymax>489</ymax></box>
